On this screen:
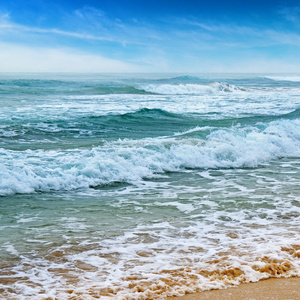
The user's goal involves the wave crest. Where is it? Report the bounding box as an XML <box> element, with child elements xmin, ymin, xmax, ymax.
<box><xmin>142</xmin><ymin>82</ymin><xmax>245</xmax><ymax>95</ymax></box>
<box><xmin>263</xmin><ymin>76</ymin><xmax>300</xmax><ymax>82</ymax></box>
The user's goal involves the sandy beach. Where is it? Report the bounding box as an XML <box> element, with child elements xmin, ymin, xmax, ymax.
<box><xmin>170</xmin><ymin>277</ymin><xmax>300</xmax><ymax>300</ymax></box>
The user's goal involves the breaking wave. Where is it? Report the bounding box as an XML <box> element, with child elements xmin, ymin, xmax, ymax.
<box><xmin>1</xmin><ymin>118</ymin><xmax>300</xmax><ymax>196</ymax></box>
<box><xmin>142</xmin><ymin>82</ymin><xmax>245</xmax><ymax>94</ymax></box>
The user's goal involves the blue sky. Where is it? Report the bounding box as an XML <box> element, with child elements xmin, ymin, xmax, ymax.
<box><xmin>0</xmin><ymin>0</ymin><xmax>300</xmax><ymax>72</ymax></box>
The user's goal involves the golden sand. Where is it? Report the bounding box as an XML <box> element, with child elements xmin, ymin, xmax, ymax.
<box><xmin>170</xmin><ymin>277</ymin><xmax>300</xmax><ymax>300</ymax></box>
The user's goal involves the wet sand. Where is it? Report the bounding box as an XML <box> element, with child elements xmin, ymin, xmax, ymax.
<box><xmin>170</xmin><ymin>277</ymin><xmax>300</xmax><ymax>300</ymax></box>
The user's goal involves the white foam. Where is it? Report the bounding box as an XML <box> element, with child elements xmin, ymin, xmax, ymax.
<box><xmin>154</xmin><ymin>201</ymin><xmax>195</xmax><ymax>213</ymax></box>
<box><xmin>141</xmin><ymin>82</ymin><xmax>243</xmax><ymax>95</ymax></box>
<box><xmin>0</xmin><ymin>129</ymin><xmax>19</xmax><ymax>137</ymax></box>
<box><xmin>174</xmin><ymin>126</ymin><xmax>213</xmax><ymax>136</ymax></box>
<box><xmin>16</xmin><ymin>217</ymin><xmax>40</xmax><ymax>223</ymax></box>
<box><xmin>3</xmin><ymin>243</ymin><xmax>19</xmax><ymax>255</ymax></box>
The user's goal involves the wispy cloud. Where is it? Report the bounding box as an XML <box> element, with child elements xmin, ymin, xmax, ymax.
<box><xmin>181</xmin><ymin>19</ymin><xmax>261</xmax><ymax>35</ymax></box>
<box><xmin>0</xmin><ymin>10</ymin><xmax>163</xmax><ymax>48</ymax></box>
<box><xmin>61</xmin><ymin>6</ymin><xmax>163</xmax><ymax>45</ymax></box>
<box><xmin>0</xmin><ymin>42</ymin><xmax>140</xmax><ymax>72</ymax></box>
<box><xmin>173</xmin><ymin>17</ymin><xmax>300</xmax><ymax>48</ymax></box>
<box><xmin>278</xmin><ymin>5</ymin><xmax>300</xmax><ymax>24</ymax></box>
<box><xmin>0</xmin><ymin>14</ymin><xmax>125</xmax><ymax>44</ymax></box>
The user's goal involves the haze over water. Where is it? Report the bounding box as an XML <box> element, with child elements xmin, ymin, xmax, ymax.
<box><xmin>1</xmin><ymin>73</ymin><xmax>300</xmax><ymax>299</ymax></box>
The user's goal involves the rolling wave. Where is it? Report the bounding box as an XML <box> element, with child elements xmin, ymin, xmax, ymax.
<box><xmin>1</xmin><ymin>117</ymin><xmax>300</xmax><ymax>196</ymax></box>
<box><xmin>0</xmin><ymin>79</ymin><xmax>155</xmax><ymax>96</ymax></box>
<box><xmin>78</xmin><ymin>86</ymin><xmax>154</xmax><ymax>95</ymax></box>
<box><xmin>2</xmin><ymin>107</ymin><xmax>300</xmax><ymax>149</ymax></box>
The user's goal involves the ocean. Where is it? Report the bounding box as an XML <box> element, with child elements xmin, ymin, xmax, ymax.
<box><xmin>1</xmin><ymin>73</ymin><xmax>300</xmax><ymax>299</ymax></box>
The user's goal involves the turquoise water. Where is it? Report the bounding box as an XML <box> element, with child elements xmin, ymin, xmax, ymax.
<box><xmin>1</xmin><ymin>73</ymin><xmax>300</xmax><ymax>299</ymax></box>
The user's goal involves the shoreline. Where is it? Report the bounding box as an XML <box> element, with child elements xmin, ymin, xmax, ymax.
<box><xmin>170</xmin><ymin>277</ymin><xmax>300</xmax><ymax>300</ymax></box>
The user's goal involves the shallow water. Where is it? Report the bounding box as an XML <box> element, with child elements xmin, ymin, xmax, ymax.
<box><xmin>1</xmin><ymin>73</ymin><xmax>300</xmax><ymax>299</ymax></box>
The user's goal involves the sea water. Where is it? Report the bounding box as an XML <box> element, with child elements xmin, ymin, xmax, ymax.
<box><xmin>1</xmin><ymin>73</ymin><xmax>300</xmax><ymax>299</ymax></box>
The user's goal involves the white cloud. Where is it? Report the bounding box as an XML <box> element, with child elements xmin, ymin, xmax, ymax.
<box><xmin>0</xmin><ymin>42</ymin><xmax>140</xmax><ymax>72</ymax></box>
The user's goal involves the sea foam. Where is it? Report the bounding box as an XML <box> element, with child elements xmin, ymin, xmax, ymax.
<box><xmin>141</xmin><ymin>82</ymin><xmax>243</xmax><ymax>94</ymax></box>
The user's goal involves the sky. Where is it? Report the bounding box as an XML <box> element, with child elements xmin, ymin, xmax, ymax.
<box><xmin>0</xmin><ymin>0</ymin><xmax>300</xmax><ymax>72</ymax></box>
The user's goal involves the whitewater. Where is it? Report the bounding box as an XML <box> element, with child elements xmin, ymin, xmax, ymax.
<box><xmin>1</xmin><ymin>73</ymin><xmax>300</xmax><ymax>299</ymax></box>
